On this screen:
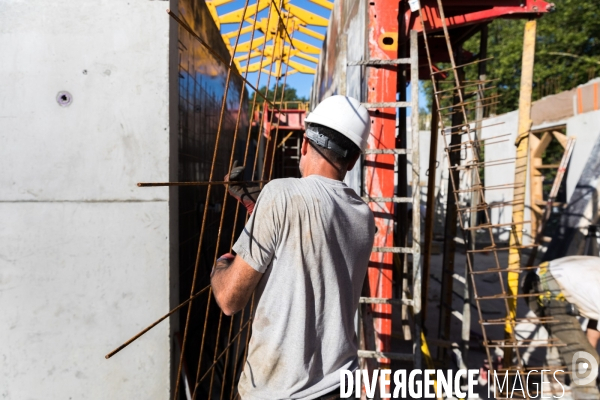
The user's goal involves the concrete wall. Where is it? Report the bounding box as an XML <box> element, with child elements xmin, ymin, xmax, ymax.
<box><xmin>480</xmin><ymin>107</ymin><xmax>600</xmax><ymax>244</ymax></box>
<box><xmin>0</xmin><ymin>1</ymin><xmax>176</xmax><ymax>398</ymax></box>
<box><xmin>408</xmin><ymin>129</ymin><xmax>446</xmax><ymax>215</ymax></box>
<box><xmin>480</xmin><ymin>111</ymin><xmax>524</xmax><ymax>242</ymax></box>
<box><xmin>566</xmin><ymin>110</ymin><xmax>600</xmax><ymax>201</ymax></box>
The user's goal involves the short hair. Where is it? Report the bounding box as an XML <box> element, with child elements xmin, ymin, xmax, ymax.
<box><xmin>305</xmin><ymin>122</ymin><xmax>361</xmax><ymax>165</ymax></box>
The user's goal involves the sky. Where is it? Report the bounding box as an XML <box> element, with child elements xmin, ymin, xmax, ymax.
<box><xmin>213</xmin><ymin>0</ymin><xmax>429</xmax><ymax>111</ymax></box>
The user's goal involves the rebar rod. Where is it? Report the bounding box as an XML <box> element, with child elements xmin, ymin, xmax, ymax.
<box><xmin>225</xmin><ymin>11</ymin><xmax>276</xmax><ymax>397</ymax></box>
<box><xmin>137</xmin><ymin>180</ymin><xmax>269</xmax><ymax>187</ymax></box>
<box><xmin>196</xmin><ymin>317</ymin><xmax>253</xmax><ymax>384</ymax></box>
<box><xmin>203</xmin><ymin>7</ymin><xmax>270</xmax><ymax>396</ymax></box>
<box><xmin>418</xmin><ymin>0</ymin><xmax>529</xmax><ymax>374</ymax></box>
<box><xmin>175</xmin><ymin>1</ymin><xmax>251</xmax><ymax>396</ymax></box>
<box><xmin>104</xmin><ymin>285</ymin><xmax>211</xmax><ymax>359</ymax></box>
<box><xmin>190</xmin><ymin>0</ymin><xmax>276</xmax><ymax>396</ymax></box>
<box><xmin>217</xmin><ymin>12</ymin><xmax>265</xmax><ymax>400</ymax></box>
<box><xmin>227</xmin><ymin>28</ymin><xmax>273</xmax><ymax>400</ymax></box>
<box><xmin>197</xmin><ymin>1</ymin><xmax>295</xmax><ymax>395</ymax></box>
<box><xmin>432</xmin><ymin>57</ymin><xmax>494</xmax><ymax>75</ymax></box>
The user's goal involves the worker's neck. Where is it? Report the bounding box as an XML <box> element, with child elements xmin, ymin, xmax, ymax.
<box><xmin>301</xmin><ymin>159</ymin><xmax>346</xmax><ymax>181</ymax></box>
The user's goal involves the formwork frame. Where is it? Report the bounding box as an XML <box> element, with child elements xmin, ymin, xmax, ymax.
<box><xmin>357</xmin><ymin>25</ymin><xmax>421</xmax><ymax>369</ymax></box>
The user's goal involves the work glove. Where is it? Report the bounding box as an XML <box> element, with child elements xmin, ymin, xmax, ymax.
<box><xmin>225</xmin><ymin>160</ymin><xmax>261</xmax><ymax>215</ymax></box>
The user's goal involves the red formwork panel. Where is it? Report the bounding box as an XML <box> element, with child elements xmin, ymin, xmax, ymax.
<box><xmin>364</xmin><ymin>0</ymin><xmax>401</xmax><ymax>368</ymax></box>
<box><xmin>262</xmin><ymin>105</ymin><xmax>306</xmax><ymax>137</ymax></box>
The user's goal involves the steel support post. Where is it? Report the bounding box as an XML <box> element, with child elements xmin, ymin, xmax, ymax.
<box><xmin>506</xmin><ymin>19</ymin><xmax>537</xmax><ymax>362</ymax></box>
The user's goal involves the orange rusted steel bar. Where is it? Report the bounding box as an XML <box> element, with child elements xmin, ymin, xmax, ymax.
<box><xmin>175</xmin><ymin>0</ymin><xmax>252</xmax><ymax>397</ymax></box>
<box><xmin>104</xmin><ymin>285</ymin><xmax>211</xmax><ymax>359</ymax></box>
<box><xmin>137</xmin><ymin>180</ymin><xmax>268</xmax><ymax>187</ymax></box>
<box><xmin>218</xmin><ymin>10</ymin><xmax>265</xmax><ymax>399</ymax></box>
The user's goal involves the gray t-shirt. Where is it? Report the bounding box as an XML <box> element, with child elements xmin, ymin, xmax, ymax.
<box><xmin>233</xmin><ymin>175</ymin><xmax>375</xmax><ymax>400</ymax></box>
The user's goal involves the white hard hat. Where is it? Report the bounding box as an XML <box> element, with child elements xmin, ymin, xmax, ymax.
<box><xmin>305</xmin><ymin>95</ymin><xmax>371</xmax><ymax>151</ymax></box>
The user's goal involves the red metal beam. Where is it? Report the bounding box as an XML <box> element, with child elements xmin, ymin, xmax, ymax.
<box><xmin>262</xmin><ymin>105</ymin><xmax>306</xmax><ymax>137</ymax></box>
<box><xmin>368</xmin><ymin>0</ymin><xmax>555</xmax><ymax>79</ymax></box>
<box><xmin>406</xmin><ymin>0</ymin><xmax>553</xmax><ymax>35</ymax></box>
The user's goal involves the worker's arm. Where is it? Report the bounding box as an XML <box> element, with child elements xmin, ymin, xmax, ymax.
<box><xmin>211</xmin><ymin>254</ymin><xmax>263</xmax><ymax>316</ymax></box>
<box><xmin>216</xmin><ymin>178</ymin><xmax>279</xmax><ymax>315</ymax></box>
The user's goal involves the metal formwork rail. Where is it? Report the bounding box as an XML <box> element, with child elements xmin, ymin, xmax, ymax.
<box><xmin>359</xmin><ymin>28</ymin><xmax>421</xmax><ymax>368</ymax></box>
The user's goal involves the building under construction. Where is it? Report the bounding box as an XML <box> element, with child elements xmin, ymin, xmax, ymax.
<box><xmin>3</xmin><ymin>0</ymin><xmax>600</xmax><ymax>399</ymax></box>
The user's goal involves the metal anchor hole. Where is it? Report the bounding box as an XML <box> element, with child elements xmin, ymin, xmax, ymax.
<box><xmin>56</xmin><ymin>91</ymin><xmax>73</xmax><ymax>107</ymax></box>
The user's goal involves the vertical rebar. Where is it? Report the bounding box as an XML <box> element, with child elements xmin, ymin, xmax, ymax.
<box><xmin>174</xmin><ymin>2</ymin><xmax>251</xmax><ymax>398</ymax></box>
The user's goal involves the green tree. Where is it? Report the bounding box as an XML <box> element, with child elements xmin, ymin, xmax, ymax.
<box><xmin>425</xmin><ymin>0</ymin><xmax>600</xmax><ymax>115</ymax></box>
<box><xmin>250</xmin><ymin>84</ymin><xmax>307</xmax><ymax>108</ymax></box>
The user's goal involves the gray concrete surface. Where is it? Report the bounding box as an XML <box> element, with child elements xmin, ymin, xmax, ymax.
<box><xmin>0</xmin><ymin>1</ymin><xmax>176</xmax><ymax>398</ymax></box>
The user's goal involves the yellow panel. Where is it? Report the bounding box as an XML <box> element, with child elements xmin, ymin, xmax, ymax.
<box><xmin>296</xmin><ymin>25</ymin><xmax>325</xmax><ymax>41</ymax></box>
<box><xmin>218</xmin><ymin>0</ymin><xmax>270</xmax><ymax>24</ymax></box>
<box><xmin>235</xmin><ymin>51</ymin><xmax>263</xmax><ymax>62</ymax></box>
<box><xmin>308</xmin><ymin>0</ymin><xmax>333</xmax><ymax>11</ymax></box>
<box><xmin>246</xmin><ymin>56</ymin><xmax>274</xmax><ymax>72</ymax></box>
<box><xmin>286</xmin><ymin>59</ymin><xmax>315</xmax><ymax>74</ymax></box>
<box><xmin>285</xmin><ymin>3</ymin><xmax>329</xmax><ymax>26</ymax></box>
<box><xmin>236</xmin><ymin>36</ymin><xmax>267</xmax><ymax>53</ymax></box>
<box><xmin>289</xmin><ymin>37</ymin><xmax>320</xmax><ymax>54</ymax></box>
<box><xmin>207</xmin><ymin>0</ymin><xmax>235</xmax><ymax>6</ymax></box>
<box><xmin>223</xmin><ymin>24</ymin><xmax>254</xmax><ymax>40</ymax></box>
<box><xmin>293</xmin><ymin>51</ymin><xmax>319</xmax><ymax>64</ymax></box>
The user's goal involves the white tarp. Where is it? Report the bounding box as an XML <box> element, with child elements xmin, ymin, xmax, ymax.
<box><xmin>549</xmin><ymin>255</ymin><xmax>600</xmax><ymax>321</ymax></box>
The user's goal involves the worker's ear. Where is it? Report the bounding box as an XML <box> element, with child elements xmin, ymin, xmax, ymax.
<box><xmin>301</xmin><ymin>136</ymin><xmax>309</xmax><ymax>156</ymax></box>
<box><xmin>346</xmin><ymin>152</ymin><xmax>361</xmax><ymax>171</ymax></box>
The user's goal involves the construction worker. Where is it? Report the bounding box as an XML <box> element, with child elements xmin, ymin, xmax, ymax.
<box><xmin>523</xmin><ymin>255</ymin><xmax>600</xmax><ymax>399</ymax></box>
<box><xmin>210</xmin><ymin>95</ymin><xmax>375</xmax><ymax>400</ymax></box>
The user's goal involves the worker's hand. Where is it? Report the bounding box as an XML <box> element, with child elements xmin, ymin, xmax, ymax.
<box><xmin>225</xmin><ymin>160</ymin><xmax>261</xmax><ymax>215</ymax></box>
<box><xmin>211</xmin><ymin>253</ymin><xmax>235</xmax><ymax>277</ymax></box>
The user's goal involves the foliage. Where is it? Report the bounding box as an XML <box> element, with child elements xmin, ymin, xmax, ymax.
<box><xmin>424</xmin><ymin>0</ymin><xmax>600</xmax><ymax>115</ymax></box>
<box><xmin>250</xmin><ymin>84</ymin><xmax>308</xmax><ymax>109</ymax></box>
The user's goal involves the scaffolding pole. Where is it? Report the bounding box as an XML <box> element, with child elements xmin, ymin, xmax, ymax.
<box><xmin>505</xmin><ymin>19</ymin><xmax>537</xmax><ymax>362</ymax></box>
